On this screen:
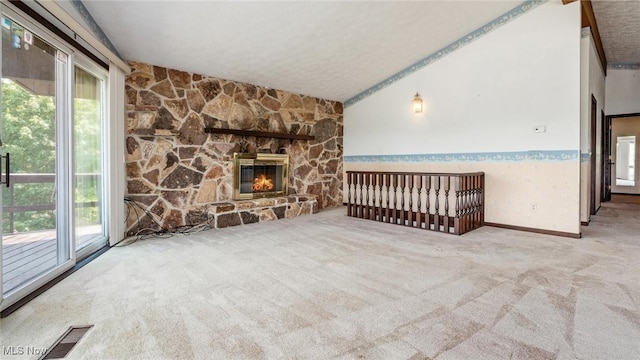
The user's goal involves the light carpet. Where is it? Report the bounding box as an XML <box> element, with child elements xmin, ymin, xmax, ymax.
<box><xmin>0</xmin><ymin>206</ymin><xmax>639</xmax><ymax>359</ymax></box>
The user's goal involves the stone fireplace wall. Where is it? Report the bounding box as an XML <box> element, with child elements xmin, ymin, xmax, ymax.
<box><xmin>125</xmin><ymin>61</ymin><xmax>343</xmax><ymax>235</ymax></box>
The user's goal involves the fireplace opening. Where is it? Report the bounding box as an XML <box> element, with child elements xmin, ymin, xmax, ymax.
<box><xmin>252</xmin><ymin>173</ymin><xmax>274</xmax><ymax>192</ymax></box>
<box><xmin>240</xmin><ymin>164</ymin><xmax>283</xmax><ymax>193</ymax></box>
<box><xmin>234</xmin><ymin>153</ymin><xmax>288</xmax><ymax>200</ymax></box>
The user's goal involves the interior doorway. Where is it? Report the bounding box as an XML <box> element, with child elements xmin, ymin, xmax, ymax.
<box><xmin>604</xmin><ymin>113</ymin><xmax>640</xmax><ymax>199</ymax></box>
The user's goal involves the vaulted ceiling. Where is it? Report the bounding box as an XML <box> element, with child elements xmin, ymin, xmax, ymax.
<box><xmin>80</xmin><ymin>0</ymin><xmax>517</xmax><ymax>102</ymax></box>
<box><xmin>78</xmin><ymin>0</ymin><xmax>639</xmax><ymax>102</ymax></box>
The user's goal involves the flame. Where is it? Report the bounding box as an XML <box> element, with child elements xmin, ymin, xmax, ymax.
<box><xmin>252</xmin><ymin>174</ymin><xmax>274</xmax><ymax>192</ymax></box>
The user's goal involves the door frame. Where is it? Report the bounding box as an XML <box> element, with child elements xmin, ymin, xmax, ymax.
<box><xmin>605</xmin><ymin>112</ymin><xmax>640</xmax><ymax>198</ymax></box>
<box><xmin>590</xmin><ymin>95</ymin><xmax>597</xmax><ymax>215</ymax></box>
<box><xmin>601</xmin><ymin>110</ymin><xmax>610</xmax><ymax>202</ymax></box>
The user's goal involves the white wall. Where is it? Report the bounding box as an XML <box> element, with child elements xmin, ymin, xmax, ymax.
<box><xmin>579</xmin><ymin>29</ymin><xmax>605</xmax><ymax>223</ymax></box>
<box><xmin>344</xmin><ymin>1</ymin><xmax>582</xmax><ymax>235</ymax></box>
<box><xmin>605</xmin><ymin>68</ymin><xmax>640</xmax><ymax>195</ymax></box>
<box><xmin>346</xmin><ymin>2</ymin><xmax>580</xmax><ymax>156</ymax></box>
<box><xmin>606</xmin><ymin>69</ymin><xmax>640</xmax><ymax>115</ymax></box>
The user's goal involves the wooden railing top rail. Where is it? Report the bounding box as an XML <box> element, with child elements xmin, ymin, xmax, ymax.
<box><xmin>2</xmin><ymin>173</ymin><xmax>101</xmax><ymax>233</ymax></box>
<box><xmin>6</xmin><ymin>173</ymin><xmax>99</xmax><ymax>184</ymax></box>
<box><xmin>346</xmin><ymin>171</ymin><xmax>485</xmax><ymax>177</ymax></box>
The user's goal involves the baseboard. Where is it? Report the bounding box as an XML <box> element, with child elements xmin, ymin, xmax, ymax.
<box><xmin>581</xmin><ymin>220</ymin><xmax>590</xmax><ymax>226</ymax></box>
<box><xmin>484</xmin><ymin>222</ymin><xmax>581</xmax><ymax>239</ymax></box>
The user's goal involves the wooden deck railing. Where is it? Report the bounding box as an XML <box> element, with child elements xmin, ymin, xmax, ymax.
<box><xmin>346</xmin><ymin>171</ymin><xmax>485</xmax><ymax>235</ymax></box>
<box><xmin>3</xmin><ymin>173</ymin><xmax>100</xmax><ymax>233</ymax></box>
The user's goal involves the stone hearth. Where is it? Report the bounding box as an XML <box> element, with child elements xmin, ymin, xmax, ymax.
<box><xmin>124</xmin><ymin>62</ymin><xmax>342</xmax><ymax>236</ymax></box>
<box><xmin>210</xmin><ymin>194</ymin><xmax>318</xmax><ymax>229</ymax></box>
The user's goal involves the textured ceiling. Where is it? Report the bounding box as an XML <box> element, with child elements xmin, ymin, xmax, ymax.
<box><xmin>80</xmin><ymin>0</ymin><xmax>518</xmax><ymax>102</ymax></box>
<box><xmin>592</xmin><ymin>0</ymin><xmax>640</xmax><ymax>65</ymax></box>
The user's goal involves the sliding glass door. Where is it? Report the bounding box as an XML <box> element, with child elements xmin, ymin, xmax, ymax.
<box><xmin>74</xmin><ymin>65</ymin><xmax>107</xmax><ymax>257</ymax></box>
<box><xmin>0</xmin><ymin>11</ymin><xmax>73</xmax><ymax>304</ymax></box>
<box><xmin>0</xmin><ymin>6</ymin><xmax>108</xmax><ymax>311</ymax></box>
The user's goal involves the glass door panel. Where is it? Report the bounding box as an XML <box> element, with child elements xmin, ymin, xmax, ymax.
<box><xmin>1</xmin><ymin>13</ymin><xmax>71</xmax><ymax>300</ymax></box>
<box><xmin>74</xmin><ymin>66</ymin><xmax>106</xmax><ymax>253</ymax></box>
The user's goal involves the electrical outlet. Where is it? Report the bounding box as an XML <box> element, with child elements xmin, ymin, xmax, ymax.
<box><xmin>534</xmin><ymin>126</ymin><xmax>546</xmax><ymax>133</ymax></box>
<box><xmin>530</xmin><ymin>204</ymin><xmax>537</xmax><ymax>211</ymax></box>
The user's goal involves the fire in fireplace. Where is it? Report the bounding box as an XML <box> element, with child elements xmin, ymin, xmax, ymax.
<box><xmin>233</xmin><ymin>153</ymin><xmax>288</xmax><ymax>200</ymax></box>
<box><xmin>253</xmin><ymin>174</ymin><xmax>274</xmax><ymax>192</ymax></box>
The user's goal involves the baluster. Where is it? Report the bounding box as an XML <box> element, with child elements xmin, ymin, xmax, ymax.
<box><xmin>471</xmin><ymin>176</ymin><xmax>477</xmax><ymax>229</ymax></box>
<box><xmin>443</xmin><ymin>176</ymin><xmax>450</xmax><ymax>217</ymax></box>
<box><xmin>353</xmin><ymin>173</ymin><xmax>358</xmax><ymax>217</ymax></box>
<box><xmin>416</xmin><ymin>175</ymin><xmax>423</xmax><ymax>228</ymax></box>
<box><xmin>471</xmin><ymin>176</ymin><xmax>476</xmax><ymax>228</ymax></box>
<box><xmin>369</xmin><ymin>173</ymin><xmax>374</xmax><ymax>220</ymax></box>
<box><xmin>358</xmin><ymin>173</ymin><xmax>364</xmax><ymax>218</ymax></box>
<box><xmin>464</xmin><ymin>175</ymin><xmax>470</xmax><ymax>232</ymax></box>
<box><xmin>443</xmin><ymin>176</ymin><xmax>450</xmax><ymax>233</ymax></box>
<box><xmin>425</xmin><ymin>175</ymin><xmax>431</xmax><ymax>230</ymax></box>
<box><xmin>364</xmin><ymin>173</ymin><xmax>370</xmax><ymax>219</ymax></box>
<box><xmin>385</xmin><ymin>173</ymin><xmax>391</xmax><ymax>223</ymax></box>
<box><xmin>392</xmin><ymin>174</ymin><xmax>398</xmax><ymax>224</ymax></box>
<box><xmin>408</xmin><ymin>174</ymin><xmax>414</xmax><ymax>227</ymax></box>
<box><xmin>377</xmin><ymin>173</ymin><xmax>384</xmax><ymax>222</ymax></box>
<box><xmin>460</xmin><ymin>175</ymin><xmax>469</xmax><ymax>234</ymax></box>
<box><xmin>455</xmin><ymin>176</ymin><xmax>460</xmax><ymax>218</ymax></box>
<box><xmin>434</xmin><ymin>176</ymin><xmax>441</xmax><ymax>232</ymax></box>
<box><xmin>400</xmin><ymin>174</ymin><xmax>406</xmax><ymax>225</ymax></box>
<box><xmin>454</xmin><ymin>176</ymin><xmax>461</xmax><ymax>234</ymax></box>
<box><xmin>371</xmin><ymin>173</ymin><xmax>378</xmax><ymax>220</ymax></box>
<box><xmin>347</xmin><ymin>172</ymin><xmax>352</xmax><ymax>216</ymax></box>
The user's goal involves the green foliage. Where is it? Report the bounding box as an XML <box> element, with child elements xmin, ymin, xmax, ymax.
<box><xmin>74</xmin><ymin>94</ymin><xmax>102</xmax><ymax>228</ymax></box>
<box><xmin>2</xmin><ymin>79</ymin><xmax>55</xmax><ymax>173</ymax></box>
<box><xmin>2</xmin><ymin>79</ymin><xmax>102</xmax><ymax>233</ymax></box>
<box><xmin>74</xmin><ymin>97</ymin><xmax>101</xmax><ymax>173</ymax></box>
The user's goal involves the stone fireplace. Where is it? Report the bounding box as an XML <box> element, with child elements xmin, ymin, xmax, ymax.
<box><xmin>234</xmin><ymin>153</ymin><xmax>288</xmax><ymax>200</ymax></box>
<box><xmin>124</xmin><ymin>61</ymin><xmax>343</xmax><ymax>235</ymax></box>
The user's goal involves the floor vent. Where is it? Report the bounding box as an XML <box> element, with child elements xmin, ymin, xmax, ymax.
<box><xmin>39</xmin><ymin>325</ymin><xmax>93</xmax><ymax>360</ymax></box>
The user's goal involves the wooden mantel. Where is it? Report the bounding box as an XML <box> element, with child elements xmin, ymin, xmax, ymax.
<box><xmin>204</xmin><ymin>128</ymin><xmax>315</xmax><ymax>141</ymax></box>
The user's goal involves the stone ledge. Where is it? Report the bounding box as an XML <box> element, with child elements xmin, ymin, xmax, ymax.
<box><xmin>207</xmin><ymin>194</ymin><xmax>318</xmax><ymax>229</ymax></box>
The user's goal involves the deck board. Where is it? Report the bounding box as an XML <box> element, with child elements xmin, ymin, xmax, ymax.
<box><xmin>2</xmin><ymin>235</ymin><xmax>55</xmax><ymax>258</ymax></box>
<box><xmin>3</xmin><ymin>237</ymin><xmax>55</xmax><ymax>258</ymax></box>
<box><xmin>2</xmin><ymin>226</ymin><xmax>104</xmax><ymax>293</ymax></box>
<box><xmin>4</xmin><ymin>241</ymin><xmax>56</xmax><ymax>274</ymax></box>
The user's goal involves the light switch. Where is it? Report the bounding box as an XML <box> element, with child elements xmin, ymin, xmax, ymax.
<box><xmin>534</xmin><ymin>126</ymin><xmax>546</xmax><ymax>133</ymax></box>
